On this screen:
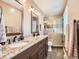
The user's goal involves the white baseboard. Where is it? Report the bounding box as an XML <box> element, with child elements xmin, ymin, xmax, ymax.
<box><xmin>52</xmin><ymin>45</ymin><xmax>63</xmax><ymax>48</ymax></box>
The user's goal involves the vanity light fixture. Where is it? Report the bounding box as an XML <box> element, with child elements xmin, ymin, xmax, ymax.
<box><xmin>10</xmin><ymin>8</ymin><xmax>16</xmax><ymax>13</ymax></box>
<box><xmin>29</xmin><ymin>7</ymin><xmax>41</xmax><ymax>16</ymax></box>
<box><xmin>15</xmin><ymin>0</ymin><xmax>25</xmax><ymax>5</ymax></box>
<box><xmin>29</xmin><ymin>7</ymin><xmax>33</xmax><ymax>12</ymax></box>
<box><xmin>32</xmin><ymin>8</ymin><xmax>35</xmax><ymax>11</ymax></box>
<box><xmin>23</xmin><ymin>0</ymin><xmax>26</xmax><ymax>2</ymax></box>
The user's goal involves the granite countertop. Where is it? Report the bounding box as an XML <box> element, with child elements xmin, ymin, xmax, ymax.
<box><xmin>1</xmin><ymin>35</ymin><xmax>48</xmax><ymax>59</ymax></box>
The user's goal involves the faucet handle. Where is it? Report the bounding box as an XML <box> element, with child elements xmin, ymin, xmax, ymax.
<box><xmin>7</xmin><ymin>39</ymin><xmax>11</xmax><ymax>44</ymax></box>
<box><xmin>13</xmin><ymin>36</ymin><xmax>17</xmax><ymax>43</ymax></box>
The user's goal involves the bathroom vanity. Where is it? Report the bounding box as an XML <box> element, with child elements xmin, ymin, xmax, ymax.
<box><xmin>2</xmin><ymin>35</ymin><xmax>48</xmax><ymax>59</ymax></box>
<box><xmin>0</xmin><ymin>1</ymin><xmax>48</xmax><ymax>59</ymax></box>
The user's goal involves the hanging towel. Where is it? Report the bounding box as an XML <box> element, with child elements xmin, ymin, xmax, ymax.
<box><xmin>68</xmin><ymin>20</ymin><xmax>75</xmax><ymax>56</ymax></box>
<box><xmin>0</xmin><ymin>14</ymin><xmax>7</xmax><ymax>43</ymax></box>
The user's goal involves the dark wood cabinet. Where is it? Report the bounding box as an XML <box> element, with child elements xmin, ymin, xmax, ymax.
<box><xmin>12</xmin><ymin>37</ymin><xmax>48</xmax><ymax>59</ymax></box>
<box><xmin>29</xmin><ymin>49</ymin><xmax>38</xmax><ymax>59</ymax></box>
<box><xmin>45</xmin><ymin>37</ymin><xmax>48</xmax><ymax>57</ymax></box>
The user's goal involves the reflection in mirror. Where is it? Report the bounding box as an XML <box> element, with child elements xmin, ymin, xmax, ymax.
<box><xmin>31</xmin><ymin>12</ymin><xmax>39</xmax><ymax>36</ymax></box>
<box><xmin>0</xmin><ymin>1</ymin><xmax>23</xmax><ymax>36</ymax></box>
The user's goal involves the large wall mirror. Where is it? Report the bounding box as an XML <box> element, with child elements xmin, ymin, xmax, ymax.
<box><xmin>0</xmin><ymin>1</ymin><xmax>23</xmax><ymax>36</ymax></box>
<box><xmin>31</xmin><ymin>12</ymin><xmax>39</xmax><ymax>35</ymax></box>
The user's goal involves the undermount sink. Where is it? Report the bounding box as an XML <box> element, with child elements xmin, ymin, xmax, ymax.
<box><xmin>34</xmin><ymin>36</ymin><xmax>39</xmax><ymax>40</ymax></box>
<box><xmin>9</xmin><ymin>42</ymin><xmax>28</xmax><ymax>48</ymax></box>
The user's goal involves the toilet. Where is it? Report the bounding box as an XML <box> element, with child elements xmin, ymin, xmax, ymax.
<box><xmin>48</xmin><ymin>41</ymin><xmax>52</xmax><ymax>52</ymax></box>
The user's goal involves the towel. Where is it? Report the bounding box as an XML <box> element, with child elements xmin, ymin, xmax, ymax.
<box><xmin>0</xmin><ymin>14</ymin><xmax>7</xmax><ymax>43</ymax></box>
<box><xmin>68</xmin><ymin>20</ymin><xmax>75</xmax><ymax>56</ymax></box>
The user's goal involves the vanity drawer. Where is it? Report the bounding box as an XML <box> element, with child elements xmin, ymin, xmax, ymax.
<box><xmin>12</xmin><ymin>49</ymin><xmax>29</xmax><ymax>59</ymax></box>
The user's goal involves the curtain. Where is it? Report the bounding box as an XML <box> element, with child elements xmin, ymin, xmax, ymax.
<box><xmin>68</xmin><ymin>20</ymin><xmax>78</xmax><ymax>59</ymax></box>
<box><xmin>73</xmin><ymin>20</ymin><xmax>78</xmax><ymax>59</ymax></box>
<box><xmin>68</xmin><ymin>20</ymin><xmax>75</xmax><ymax>56</ymax></box>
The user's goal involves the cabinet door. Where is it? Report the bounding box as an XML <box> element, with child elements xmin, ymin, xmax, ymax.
<box><xmin>38</xmin><ymin>48</ymin><xmax>46</xmax><ymax>59</ymax></box>
<box><xmin>45</xmin><ymin>37</ymin><xmax>48</xmax><ymax>57</ymax></box>
<box><xmin>29</xmin><ymin>49</ymin><xmax>39</xmax><ymax>59</ymax></box>
<box><xmin>12</xmin><ymin>52</ymin><xmax>29</xmax><ymax>59</ymax></box>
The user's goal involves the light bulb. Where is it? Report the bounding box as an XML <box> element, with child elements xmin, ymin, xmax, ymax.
<box><xmin>23</xmin><ymin>0</ymin><xmax>26</xmax><ymax>2</ymax></box>
<box><xmin>10</xmin><ymin>8</ymin><xmax>16</xmax><ymax>13</ymax></box>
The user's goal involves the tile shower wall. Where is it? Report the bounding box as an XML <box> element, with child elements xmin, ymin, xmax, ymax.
<box><xmin>45</xmin><ymin>16</ymin><xmax>64</xmax><ymax>46</ymax></box>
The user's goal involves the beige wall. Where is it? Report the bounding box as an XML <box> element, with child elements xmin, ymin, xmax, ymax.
<box><xmin>68</xmin><ymin>0</ymin><xmax>79</xmax><ymax>21</ymax></box>
<box><xmin>0</xmin><ymin>1</ymin><xmax>22</xmax><ymax>33</ymax></box>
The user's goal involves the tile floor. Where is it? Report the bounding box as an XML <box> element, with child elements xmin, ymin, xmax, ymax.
<box><xmin>47</xmin><ymin>47</ymin><xmax>64</xmax><ymax>59</ymax></box>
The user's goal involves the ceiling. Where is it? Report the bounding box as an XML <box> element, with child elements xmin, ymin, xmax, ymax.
<box><xmin>33</xmin><ymin>0</ymin><xmax>67</xmax><ymax>16</ymax></box>
<box><xmin>1</xmin><ymin>0</ymin><xmax>67</xmax><ymax>16</ymax></box>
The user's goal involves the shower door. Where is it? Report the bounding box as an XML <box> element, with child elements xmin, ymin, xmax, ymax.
<box><xmin>48</xmin><ymin>19</ymin><xmax>64</xmax><ymax>47</ymax></box>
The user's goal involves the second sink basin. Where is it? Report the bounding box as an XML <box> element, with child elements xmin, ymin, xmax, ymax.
<box><xmin>9</xmin><ymin>42</ymin><xmax>28</xmax><ymax>48</ymax></box>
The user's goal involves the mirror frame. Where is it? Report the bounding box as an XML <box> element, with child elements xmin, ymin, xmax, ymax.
<box><xmin>1</xmin><ymin>0</ymin><xmax>24</xmax><ymax>36</ymax></box>
<box><xmin>31</xmin><ymin>11</ymin><xmax>39</xmax><ymax>34</ymax></box>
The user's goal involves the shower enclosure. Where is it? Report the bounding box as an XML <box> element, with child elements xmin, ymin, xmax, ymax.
<box><xmin>44</xmin><ymin>17</ymin><xmax>64</xmax><ymax>47</ymax></box>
